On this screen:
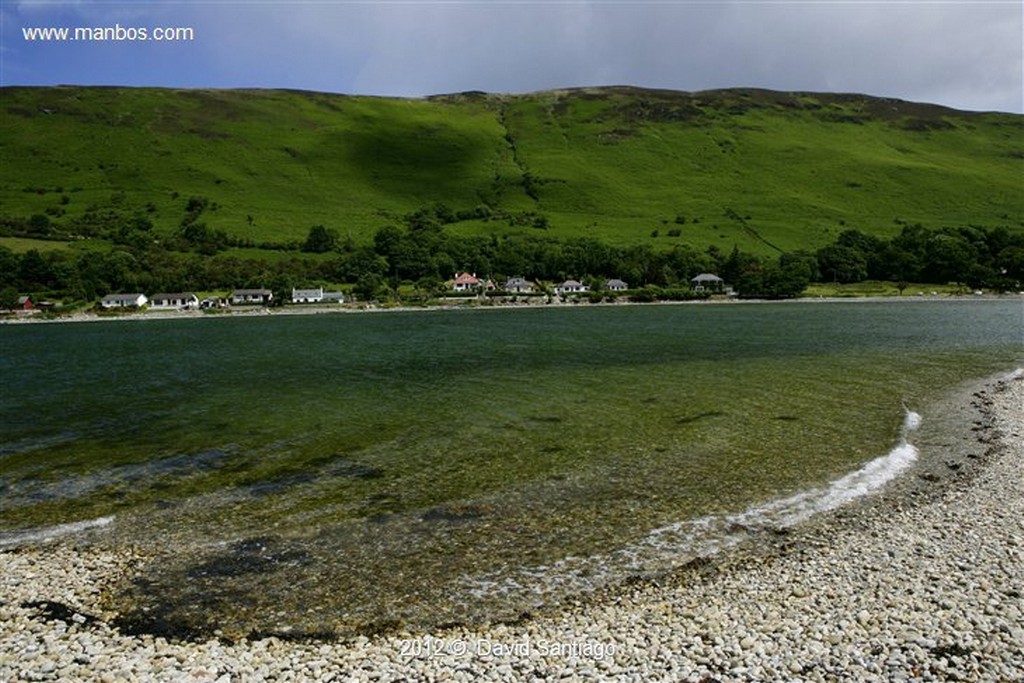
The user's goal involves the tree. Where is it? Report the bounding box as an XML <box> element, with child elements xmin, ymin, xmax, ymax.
<box><xmin>97</xmin><ymin>250</ymin><xmax>141</xmax><ymax>293</ymax></box>
<box><xmin>302</xmin><ymin>225</ymin><xmax>338</xmax><ymax>253</ymax></box>
<box><xmin>720</xmin><ymin>245</ymin><xmax>749</xmax><ymax>284</ymax></box>
<box><xmin>413</xmin><ymin>276</ymin><xmax>445</xmax><ymax>299</ymax></box>
<box><xmin>766</xmin><ymin>258</ymin><xmax>812</xmax><ymax>298</ymax></box>
<box><xmin>816</xmin><ymin>244</ymin><xmax>867</xmax><ymax>283</ymax></box>
<box><xmin>779</xmin><ymin>250</ymin><xmax>819</xmax><ymax>283</ymax></box>
<box><xmin>0</xmin><ymin>247</ymin><xmax>18</xmax><ymax>288</ymax></box>
<box><xmin>922</xmin><ymin>233</ymin><xmax>976</xmax><ymax>285</ymax></box>
<box><xmin>27</xmin><ymin>214</ymin><xmax>51</xmax><ymax>234</ymax></box>
<box><xmin>997</xmin><ymin>246</ymin><xmax>1024</xmax><ymax>285</ymax></box>
<box><xmin>836</xmin><ymin>229</ymin><xmax>886</xmax><ymax>279</ymax></box>
<box><xmin>0</xmin><ymin>287</ymin><xmax>20</xmax><ymax>310</ymax></box>
<box><xmin>877</xmin><ymin>244</ymin><xmax>920</xmax><ymax>283</ymax></box>
<box><xmin>18</xmin><ymin>250</ymin><xmax>54</xmax><ymax>290</ymax></box>
<box><xmin>354</xmin><ymin>273</ymin><xmax>385</xmax><ymax>302</ymax></box>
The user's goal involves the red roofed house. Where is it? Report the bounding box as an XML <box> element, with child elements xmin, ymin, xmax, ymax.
<box><xmin>451</xmin><ymin>272</ymin><xmax>481</xmax><ymax>292</ymax></box>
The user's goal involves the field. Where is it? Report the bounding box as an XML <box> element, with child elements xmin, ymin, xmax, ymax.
<box><xmin>2</xmin><ymin>86</ymin><xmax>1021</xmax><ymax>257</ymax></box>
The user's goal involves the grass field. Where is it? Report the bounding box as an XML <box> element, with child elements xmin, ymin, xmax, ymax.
<box><xmin>2</xmin><ymin>86</ymin><xmax>1021</xmax><ymax>257</ymax></box>
<box><xmin>803</xmin><ymin>281</ymin><xmax>972</xmax><ymax>298</ymax></box>
<box><xmin>0</xmin><ymin>236</ymin><xmax>78</xmax><ymax>253</ymax></box>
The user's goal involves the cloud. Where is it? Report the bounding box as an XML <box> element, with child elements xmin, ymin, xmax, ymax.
<box><xmin>4</xmin><ymin>1</ymin><xmax>1021</xmax><ymax>112</ymax></box>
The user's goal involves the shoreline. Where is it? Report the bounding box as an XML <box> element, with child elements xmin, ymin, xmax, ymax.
<box><xmin>2</xmin><ymin>372</ymin><xmax>1022</xmax><ymax>680</ymax></box>
<box><xmin>2</xmin><ymin>291</ymin><xmax>1019</xmax><ymax>326</ymax></box>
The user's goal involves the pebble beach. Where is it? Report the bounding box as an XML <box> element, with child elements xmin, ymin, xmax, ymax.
<box><xmin>2</xmin><ymin>374</ymin><xmax>1022</xmax><ymax>682</ymax></box>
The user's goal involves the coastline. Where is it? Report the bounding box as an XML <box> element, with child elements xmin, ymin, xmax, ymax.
<box><xmin>1</xmin><ymin>373</ymin><xmax>1022</xmax><ymax>681</ymax></box>
<box><xmin>2</xmin><ymin>291</ymin><xmax>1020</xmax><ymax>326</ymax></box>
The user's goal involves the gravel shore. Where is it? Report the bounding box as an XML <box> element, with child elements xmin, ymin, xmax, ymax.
<box><xmin>2</xmin><ymin>374</ymin><xmax>1021</xmax><ymax>682</ymax></box>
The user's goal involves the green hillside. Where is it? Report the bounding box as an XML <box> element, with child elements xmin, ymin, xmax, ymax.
<box><xmin>2</xmin><ymin>85</ymin><xmax>1021</xmax><ymax>257</ymax></box>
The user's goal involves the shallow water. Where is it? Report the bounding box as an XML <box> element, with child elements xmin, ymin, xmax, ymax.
<box><xmin>1</xmin><ymin>300</ymin><xmax>1021</xmax><ymax>637</ymax></box>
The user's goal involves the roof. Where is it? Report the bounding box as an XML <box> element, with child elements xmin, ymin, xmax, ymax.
<box><xmin>232</xmin><ymin>288</ymin><xmax>272</xmax><ymax>296</ymax></box>
<box><xmin>102</xmin><ymin>293</ymin><xmax>146</xmax><ymax>301</ymax></box>
<box><xmin>292</xmin><ymin>288</ymin><xmax>323</xmax><ymax>296</ymax></box>
<box><xmin>558</xmin><ymin>280</ymin><xmax>584</xmax><ymax>287</ymax></box>
<box><xmin>453</xmin><ymin>272</ymin><xmax>480</xmax><ymax>285</ymax></box>
<box><xmin>605</xmin><ymin>278</ymin><xmax>628</xmax><ymax>287</ymax></box>
<box><xmin>691</xmin><ymin>273</ymin><xmax>724</xmax><ymax>282</ymax></box>
<box><xmin>151</xmin><ymin>292</ymin><xmax>198</xmax><ymax>300</ymax></box>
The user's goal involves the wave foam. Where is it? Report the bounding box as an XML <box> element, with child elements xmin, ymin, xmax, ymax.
<box><xmin>734</xmin><ymin>410</ymin><xmax>920</xmax><ymax>529</ymax></box>
<box><xmin>1000</xmin><ymin>367</ymin><xmax>1024</xmax><ymax>382</ymax></box>
<box><xmin>0</xmin><ymin>515</ymin><xmax>115</xmax><ymax>548</ymax></box>
<box><xmin>458</xmin><ymin>410</ymin><xmax>923</xmax><ymax>605</ymax></box>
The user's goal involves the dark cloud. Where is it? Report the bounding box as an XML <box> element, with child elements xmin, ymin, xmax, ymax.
<box><xmin>5</xmin><ymin>1</ymin><xmax>1021</xmax><ymax>112</ymax></box>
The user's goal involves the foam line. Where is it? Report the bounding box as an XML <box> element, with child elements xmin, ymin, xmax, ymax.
<box><xmin>0</xmin><ymin>515</ymin><xmax>115</xmax><ymax>548</ymax></box>
<box><xmin>458</xmin><ymin>410</ymin><xmax>924</xmax><ymax>603</ymax></box>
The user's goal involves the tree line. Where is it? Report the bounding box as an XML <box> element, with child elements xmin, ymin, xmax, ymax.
<box><xmin>2</xmin><ymin>200</ymin><xmax>1022</xmax><ymax>308</ymax></box>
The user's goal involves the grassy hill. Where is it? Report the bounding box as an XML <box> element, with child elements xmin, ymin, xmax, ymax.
<box><xmin>1</xmin><ymin>85</ymin><xmax>1021</xmax><ymax>257</ymax></box>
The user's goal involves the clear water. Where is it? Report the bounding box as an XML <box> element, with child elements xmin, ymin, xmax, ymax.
<box><xmin>1</xmin><ymin>300</ymin><xmax>1021</xmax><ymax>637</ymax></box>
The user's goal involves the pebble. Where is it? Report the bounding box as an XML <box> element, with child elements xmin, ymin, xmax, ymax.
<box><xmin>2</xmin><ymin>377</ymin><xmax>1023</xmax><ymax>682</ymax></box>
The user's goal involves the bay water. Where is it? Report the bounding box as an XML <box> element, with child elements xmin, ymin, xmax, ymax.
<box><xmin>1</xmin><ymin>300</ymin><xmax>1021</xmax><ymax>637</ymax></box>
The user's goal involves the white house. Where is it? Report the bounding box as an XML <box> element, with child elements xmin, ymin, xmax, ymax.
<box><xmin>101</xmin><ymin>293</ymin><xmax>148</xmax><ymax>309</ymax></box>
<box><xmin>231</xmin><ymin>289</ymin><xmax>273</xmax><ymax>306</ymax></box>
<box><xmin>504</xmin><ymin>277</ymin><xmax>535</xmax><ymax>293</ymax></box>
<box><xmin>291</xmin><ymin>287</ymin><xmax>324</xmax><ymax>304</ymax></box>
<box><xmin>605</xmin><ymin>278</ymin><xmax>629</xmax><ymax>291</ymax></box>
<box><xmin>555</xmin><ymin>280</ymin><xmax>589</xmax><ymax>295</ymax></box>
<box><xmin>150</xmin><ymin>292</ymin><xmax>199</xmax><ymax>310</ymax></box>
<box><xmin>690</xmin><ymin>273</ymin><xmax>726</xmax><ymax>293</ymax></box>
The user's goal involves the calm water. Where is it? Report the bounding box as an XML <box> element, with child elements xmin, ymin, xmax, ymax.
<box><xmin>1</xmin><ymin>300</ymin><xmax>1021</xmax><ymax>637</ymax></box>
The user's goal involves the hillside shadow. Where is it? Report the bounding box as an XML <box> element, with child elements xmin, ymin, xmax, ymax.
<box><xmin>338</xmin><ymin>120</ymin><xmax>490</xmax><ymax>199</ymax></box>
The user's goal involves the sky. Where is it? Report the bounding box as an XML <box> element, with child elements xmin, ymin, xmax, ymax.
<box><xmin>2</xmin><ymin>1</ymin><xmax>1022</xmax><ymax>113</ymax></box>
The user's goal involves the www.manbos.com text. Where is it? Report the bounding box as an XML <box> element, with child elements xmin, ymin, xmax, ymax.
<box><xmin>22</xmin><ymin>24</ymin><xmax>196</xmax><ymax>43</ymax></box>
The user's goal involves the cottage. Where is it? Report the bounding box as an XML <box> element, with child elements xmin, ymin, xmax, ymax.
<box><xmin>150</xmin><ymin>292</ymin><xmax>199</xmax><ymax>310</ymax></box>
<box><xmin>555</xmin><ymin>280</ymin><xmax>589</xmax><ymax>295</ymax></box>
<box><xmin>690</xmin><ymin>273</ymin><xmax>726</xmax><ymax>293</ymax></box>
<box><xmin>451</xmin><ymin>272</ymin><xmax>481</xmax><ymax>292</ymax></box>
<box><xmin>101</xmin><ymin>293</ymin><xmax>148</xmax><ymax>309</ymax></box>
<box><xmin>231</xmin><ymin>289</ymin><xmax>273</xmax><ymax>306</ymax></box>
<box><xmin>291</xmin><ymin>288</ymin><xmax>324</xmax><ymax>304</ymax></box>
<box><xmin>504</xmin><ymin>277</ymin><xmax>535</xmax><ymax>293</ymax></box>
<box><xmin>15</xmin><ymin>295</ymin><xmax>33</xmax><ymax>311</ymax></box>
<box><xmin>605</xmin><ymin>278</ymin><xmax>629</xmax><ymax>291</ymax></box>
<box><xmin>322</xmin><ymin>291</ymin><xmax>346</xmax><ymax>304</ymax></box>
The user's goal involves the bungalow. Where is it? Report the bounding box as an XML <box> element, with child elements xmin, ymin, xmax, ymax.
<box><xmin>605</xmin><ymin>278</ymin><xmax>629</xmax><ymax>292</ymax></box>
<box><xmin>150</xmin><ymin>292</ymin><xmax>199</xmax><ymax>310</ymax></box>
<box><xmin>451</xmin><ymin>272</ymin><xmax>481</xmax><ymax>292</ymax></box>
<box><xmin>101</xmin><ymin>293</ymin><xmax>148</xmax><ymax>309</ymax></box>
<box><xmin>322</xmin><ymin>291</ymin><xmax>346</xmax><ymax>304</ymax></box>
<box><xmin>291</xmin><ymin>287</ymin><xmax>324</xmax><ymax>304</ymax></box>
<box><xmin>231</xmin><ymin>289</ymin><xmax>273</xmax><ymax>306</ymax></box>
<box><xmin>504</xmin><ymin>277</ymin><xmax>535</xmax><ymax>293</ymax></box>
<box><xmin>691</xmin><ymin>273</ymin><xmax>726</xmax><ymax>293</ymax></box>
<box><xmin>555</xmin><ymin>279</ymin><xmax>589</xmax><ymax>295</ymax></box>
